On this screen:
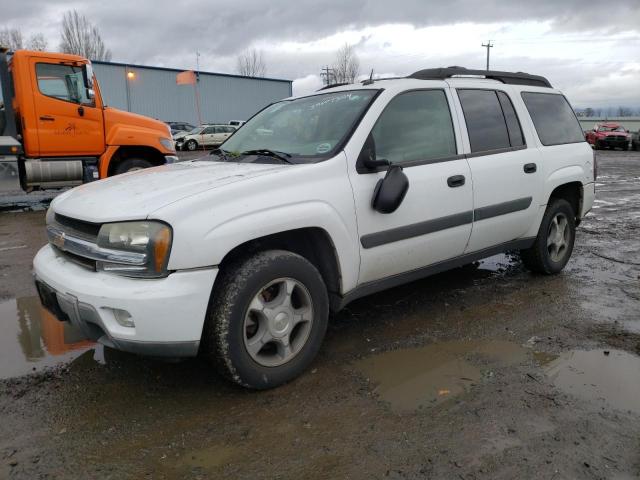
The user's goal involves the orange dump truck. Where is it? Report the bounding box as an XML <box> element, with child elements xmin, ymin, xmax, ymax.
<box><xmin>0</xmin><ymin>48</ymin><xmax>177</xmax><ymax>192</ymax></box>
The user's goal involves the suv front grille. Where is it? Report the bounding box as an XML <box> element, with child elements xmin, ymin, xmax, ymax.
<box><xmin>52</xmin><ymin>245</ymin><xmax>97</xmax><ymax>271</ymax></box>
<box><xmin>54</xmin><ymin>213</ymin><xmax>101</xmax><ymax>241</ymax></box>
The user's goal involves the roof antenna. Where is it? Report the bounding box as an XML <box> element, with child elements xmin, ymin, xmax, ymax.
<box><xmin>362</xmin><ymin>69</ymin><xmax>375</xmax><ymax>85</ymax></box>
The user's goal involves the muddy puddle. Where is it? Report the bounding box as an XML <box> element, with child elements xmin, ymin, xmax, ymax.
<box><xmin>0</xmin><ymin>296</ymin><xmax>96</xmax><ymax>379</ymax></box>
<box><xmin>354</xmin><ymin>340</ymin><xmax>529</xmax><ymax>413</ymax></box>
<box><xmin>544</xmin><ymin>349</ymin><xmax>640</xmax><ymax>415</ymax></box>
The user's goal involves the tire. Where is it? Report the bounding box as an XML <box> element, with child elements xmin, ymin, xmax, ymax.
<box><xmin>203</xmin><ymin>250</ymin><xmax>329</xmax><ymax>389</ymax></box>
<box><xmin>113</xmin><ymin>158</ymin><xmax>155</xmax><ymax>175</ymax></box>
<box><xmin>520</xmin><ymin>198</ymin><xmax>576</xmax><ymax>274</ymax></box>
<box><xmin>186</xmin><ymin>139</ymin><xmax>198</xmax><ymax>151</ymax></box>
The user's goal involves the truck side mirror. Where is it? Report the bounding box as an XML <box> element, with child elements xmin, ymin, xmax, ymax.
<box><xmin>371</xmin><ymin>165</ymin><xmax>409</xmax><ymax>214</ymax></box>
<box><xmin>83</xmin><ymin>63</ymin><xmax>95</xmax><ymax>100</ymax></box>
<box><xmin>83</xmin><ymin>63</ymin><xmax>94</xmax><ymax>89</ymax></box>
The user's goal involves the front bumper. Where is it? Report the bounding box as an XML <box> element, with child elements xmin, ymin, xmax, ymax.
<box><xmin>33</xmin><ymin>245</ymin><xmax>217</xmax><ymax>357</ymax></box>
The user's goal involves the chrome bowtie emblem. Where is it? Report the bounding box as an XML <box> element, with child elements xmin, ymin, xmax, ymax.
<box><xmin>52</xmin><ymin>231</ymin><xmax>66</xmax><ymax>249</ymax></box>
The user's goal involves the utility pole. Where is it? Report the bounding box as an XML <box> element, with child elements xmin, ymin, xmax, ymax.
<box><xmin>320</xmin><ymin>66</ymin><xmax>336</xmax><ymax>85</ymax></box>
<box><xmin>481</xmin><ymin>40</ymin><xmax>493</xmax><ymax>71</ymax></box>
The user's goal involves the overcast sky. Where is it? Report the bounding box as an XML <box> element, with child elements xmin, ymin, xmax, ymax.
<box><xmin>5</xmin><ymin>0</ymin><xmax>640</xmax><ymax>108</ymax></box>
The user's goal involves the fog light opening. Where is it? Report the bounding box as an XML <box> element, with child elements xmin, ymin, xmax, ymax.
<box><xmin>109</xmin><ymin>308</ymin><xmax>135</xmax><ymax>328</ymax></box>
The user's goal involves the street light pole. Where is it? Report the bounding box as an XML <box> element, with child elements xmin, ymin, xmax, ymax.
<box><xmin>124</xmin><ymin>66</ymin><xmax>132</xmax><ymax>112</ymax></box>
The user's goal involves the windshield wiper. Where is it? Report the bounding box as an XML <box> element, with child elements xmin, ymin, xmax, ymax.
<box><xmin>239</xmin><ymin>149</ymin><xmax>294</xmax><ymax>164</ymax></box>
<box><xmin>210</xmin><ymin>147</ymin><xmax>232</xmax><ymax>161</ymax></box>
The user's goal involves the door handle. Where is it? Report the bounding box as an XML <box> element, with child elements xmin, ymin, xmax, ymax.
<box><xmin>524</xmin><ymin>163</ymin><xmax>537</xmax><ymax>174</ymax></box>
<box><xmin>77</xmin><ymin>106</ymin><xmax>85</xmax><ymax>117</ymax></box>
<box><xmin>39</xmin><ymin>115</ymin><xmax>55</xmax><ymax>122</ymax></box>
<box><xmin>447</xmin><ymin>175</ymin><xmax>466</xmax><ymax>188</ymax></box>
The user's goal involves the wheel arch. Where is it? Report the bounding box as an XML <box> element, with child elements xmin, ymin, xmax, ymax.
<box><xmin>106</xmin><ymin>146</ymin><xmax>166</xmax><ymax>176</ymax></box>
<box><xmin>214</xmin><ymin>227</ymin><xmax>345</xmax><ymax>312</ymax></box>
<box><xmin>548</xmin><ymin>181</ymin><xmax>583</xmax><ymax>223</ymax></box>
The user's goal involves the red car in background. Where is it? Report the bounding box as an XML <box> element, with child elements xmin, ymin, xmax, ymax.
<box><xmin>585</xmin><ymin>122</ymin><xmax>631</xmax><ymax>150</ymax></box>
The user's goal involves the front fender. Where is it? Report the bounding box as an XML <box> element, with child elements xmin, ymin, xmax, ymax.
<box><xmin>165</xmin><ymin>200</ymin><xmax>360</xmax><ymax>293</ymax></box>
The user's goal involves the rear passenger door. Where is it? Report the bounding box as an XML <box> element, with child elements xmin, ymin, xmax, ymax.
<box><xmin>453</xmin><ymin>87</ymin><xmax>543</xmax><ymax>253</ymax></box>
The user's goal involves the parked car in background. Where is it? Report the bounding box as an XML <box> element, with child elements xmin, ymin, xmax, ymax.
<box><xmin>167</xmin><ymin>121</ymin><xmax>196</xmax><ymax>136</ymax></box>
<box><xmin>176</xmin><ymin>124</ymin><xmax>237</xmax><ymax>151</ymax></box>
<box><xmin>229</xmin><ymin>120</ymin><xmax>246</xmax><ymax>128</ymax></box>
<box><xmin>631</xmin><ymin>129</ymin><xmax>640</xmax><ymax>151</ymax></box>
<box><xmin>585</xmin><ymin>123</ymin><xmax>630</xmax><ymax>150</ymax></box>
<box><xmin>35</xmin><ymin>67</ymin><xmax>594</xmax><ymax>389</ymax></box>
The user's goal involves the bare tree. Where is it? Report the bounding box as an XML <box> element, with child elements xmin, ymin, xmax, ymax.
<box><xmin>617</xmin><ymin>106</ymin><xmax>633</xmax><ymax>117</ymax></box>
<box><xmin>59</xmin><ymin>10</ymin><xmax>112</xmax><ymax>61</ymax></box>
<box><xmin>236</xmin><ymin>49</ymin><xmax>266</xmax><ymax>77</ymax></box>
<box><xmin>0</xmin><ymin>28</ymin><xmax>24</xmax><ymax>50</ymax></box>
<box><xmin>27</xmin><ymin>33</ymin><xmax>48</xmax><ymax>51</ymax></box>
<box><xmin>332</xmin><ymin>43</ymin><xmax>360</xmax><ymax>84</ymax></box>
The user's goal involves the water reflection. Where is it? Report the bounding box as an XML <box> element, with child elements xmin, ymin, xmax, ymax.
<box><xmin>0</xmin><ymin>296</ymin><xmax>95</xmax><ymax>379</ymax></box>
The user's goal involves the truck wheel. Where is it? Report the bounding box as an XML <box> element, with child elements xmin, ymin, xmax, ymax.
<box><xmin>520</xmin><ymin>198</ymin><xmax>576</xmax><ymax>275</ymax></box>
<box><xmin>203</xmin><ymin>250</ymin><xmax>329</xmax><ymax>389</ymax></box>
<box><xmin>114</xmin><ymin>158</ymin><xmax>154</xmax><ymax>175</ymax></box>
<box><xmin>186</xmin><ymin>139</ymin><xmax>198</xmax><ymax>151</ymax></box>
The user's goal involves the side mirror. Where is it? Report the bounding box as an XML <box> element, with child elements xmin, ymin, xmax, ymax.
<box><xmin>83</xmin><ymin>63</ymin><xmax>95</xmax><ymax>100</ymax></box>
<box><xmin>358</xmin><ymin>133</ymin><xmax>390</xmax><ymax>170</ymax></box>
<box><xmin>83</xmin><ymin>63</ymin><xmax>94</xmax><ymax>89</ymax></box>
<box><xmin>371</xmin><ymin>165</ymin><xmax>409</xmax><ymax>214</ymax></box>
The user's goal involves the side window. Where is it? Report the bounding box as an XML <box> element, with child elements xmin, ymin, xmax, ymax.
<box><xmin>457</xmin><ymin>89</ymin><xmax>510</xmax><ymax>152</ymax></box>
<box><xmin>496</xmin><ymin>91</ymin><xmax>525</xmax><ymax>147</ymax></box>
<box><xmin>36</xmin><ymin>63</ymin><xmax>92</xmax><ymax>106</ymax></box>
<box><xmin>203</xmin><ymin>127</ymin><xmax>215</xmax><ymax>134</ymax></box>
<box><xmin>521</xmin><ymin>92</ymin><xmax>584</xmax><ymax>146</ymax></box>
<box><xmin>370</xmin><ymin>90</ymin><xmax>456</xmax><ymax>165</ymax></box>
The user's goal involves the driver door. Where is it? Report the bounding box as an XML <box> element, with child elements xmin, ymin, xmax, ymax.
<box><xmin>348</xmin><ymin>88</ymin><xmax>473</xmax><ymax>284</ymax></box>
<box><xmin>31</xmin><ymin>58</ymin><xmax>104</xmax><ymax>156</ymax></box>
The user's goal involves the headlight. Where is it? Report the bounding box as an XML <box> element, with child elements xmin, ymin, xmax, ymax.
<box><xmin>96</xmin><ymin>221</ymin><xmax>172</xmax><ymax>278</ymax></box>
<box><xmin>159</xmin><ymin>137</ymin><xmax>176</xmax><ymax>151</ymax></box>
<box><xmin>45</xmin><ymin>207</ymin><xmax>55</xmax><ymax>225</ymax></box>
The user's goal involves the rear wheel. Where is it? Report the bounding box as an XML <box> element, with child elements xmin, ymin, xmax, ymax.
<box><xmin>520</xmin><ymin>198</ymin><xmax>576</xmax><ymax>274</ymax></box>
<box><xmin>114</xmin><ymin>158</ymin><xmax>154</xmax><ymax>175</ymax></box>
<box><xmin>203</xmin><ymin>250</ymin><xmax>329</xmax><ymax>389</ymax></box>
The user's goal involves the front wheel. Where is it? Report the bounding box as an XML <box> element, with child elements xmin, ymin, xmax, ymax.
<box><xmin>520</xmin><ymin>198</ymin><xmax>576</xmax><ymax>274</ymax></box>
<box><xmin>186</xmin><ymin>139</ymin><xmax>198</xmax><ymax>151</ymax></box>
<box><xmin>203</xmin><ymin>250</ymin><xmax>329</xmax><ymax>389</ymax></box>
<box><xmin>114</xmin><ymin>158</ymin><xmax>154</xmax><ymax>175</ymax></box>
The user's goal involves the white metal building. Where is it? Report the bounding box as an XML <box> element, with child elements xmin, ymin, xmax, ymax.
<box><xmin>92</xmin><ymin>60</ymin><xmax>292</xmax><ymax>125</ymax></box>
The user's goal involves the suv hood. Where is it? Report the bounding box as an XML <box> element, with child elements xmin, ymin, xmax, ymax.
<box><xmin>52</xmin><ymin>160</ymin><xmax>287</xmax><ymax>223</ymax></box>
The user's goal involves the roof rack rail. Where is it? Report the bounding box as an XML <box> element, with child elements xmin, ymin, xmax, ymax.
<box><xmin>408</xmin><ymin>66</ymin><xmax>552</xmax><ymax>88</ymax></box>
<box><xmin>317</xmin><ymin>82</ymin><xmax>350</xmax><ymax>91</ymax></box>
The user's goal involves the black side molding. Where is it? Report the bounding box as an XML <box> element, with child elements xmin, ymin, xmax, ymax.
<box><xmin>361</xmin><ymin>210</ymin><xmax>473</xmax><ymax>249</ymax></box>
<box><xmin>338</xmin><ymin>237</ymin><xmax>536</xmax><ymax>310</ymax></box>
<box><xmin>473</xmin><ymin>197</ymin><xmax>532</xmax><ymax>222</ymax></box>
<box><xmin>360</xmin><ymin>197</ymin><xmax>533</xmax><ymax>249</ymax></box>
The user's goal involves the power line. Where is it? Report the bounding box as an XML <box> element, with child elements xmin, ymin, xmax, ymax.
<box><xmin>481</xmin><ymin>40</ymin><xmax>494</xmax><ymax>70</ymax></box>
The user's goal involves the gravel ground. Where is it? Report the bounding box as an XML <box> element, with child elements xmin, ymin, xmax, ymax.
<box><xmin>0</xmin><ymin>150</ymin><xmax>638</xmax><ymax>479</ymax></box>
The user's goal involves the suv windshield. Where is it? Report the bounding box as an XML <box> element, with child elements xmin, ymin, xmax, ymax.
<box><xmin>189</xmin><ymin>127</ymin><xmax>204</xmax><ymax>135</ymax></box>
<box><xmin>219</xmin><ymin>90</ymin><xmax>378</xmax><ymax>163</ymax></box>
<box><xmin>599</xmin><ymin>125</ymin><xmax>625</xmax><ymax>132</ymax></box>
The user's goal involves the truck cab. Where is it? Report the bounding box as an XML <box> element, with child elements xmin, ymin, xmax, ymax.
<box><xmin>0</xmin><ymin>49</ymin><xmax>177</xmax><ymax>192</ymax></box>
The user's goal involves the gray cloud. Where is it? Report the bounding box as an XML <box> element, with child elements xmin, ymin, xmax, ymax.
<box><xmin>2</xmin><ymin>1</ymin><xmax>639</xmax><ymax>106</ymax></box>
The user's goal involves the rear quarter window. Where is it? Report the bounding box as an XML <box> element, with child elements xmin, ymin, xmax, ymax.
<box><xmin>521</xmin><ymin>92</ymin><xmax>585</xmax><ymax>146</ymax></box>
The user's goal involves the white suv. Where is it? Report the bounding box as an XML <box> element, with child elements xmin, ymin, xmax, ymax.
<box><xmin>34</xmin><ymin>67</ymin><xmax>595</xmax><ymax>389</ymax></box>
